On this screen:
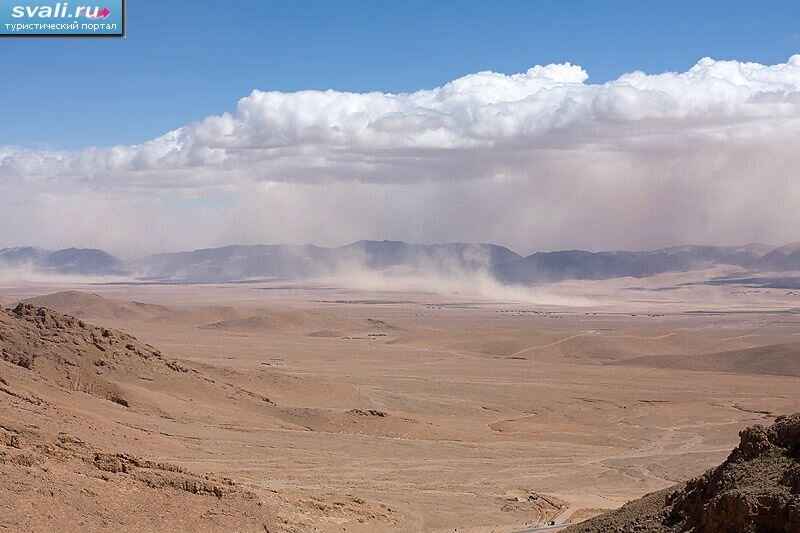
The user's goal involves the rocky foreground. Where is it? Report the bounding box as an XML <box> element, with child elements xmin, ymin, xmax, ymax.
<box><xmin>0</xmin><ymin>304</ymin><xmax>403</xmax><ymax>531</ymax></box>
<box><xmin>567</xmin><ymin>413</ymin><xmax>800</xmax><ymax>532</ymax></box>
<box><xmin>0</xmin><ymin>304</ymin><xmax>279</xmax><ymax>531</ymax></box>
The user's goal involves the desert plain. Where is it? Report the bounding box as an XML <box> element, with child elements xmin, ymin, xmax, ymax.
<box><xmin>1</xmin><ymin>271</ymin><xmax>799</xmax><ymax>532</ymax></box>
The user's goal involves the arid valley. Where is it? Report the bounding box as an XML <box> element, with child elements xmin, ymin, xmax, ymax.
<box><xmin>2</xmin><ymin>270</ymin><xmax>798</xmax><ymax>531</ymax></box>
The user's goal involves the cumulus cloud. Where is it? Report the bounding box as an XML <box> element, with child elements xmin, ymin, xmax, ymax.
<box><xmin>2</xmin><ymin>56</ymin><xmax>800</xmax><ymax>255</ymax></box>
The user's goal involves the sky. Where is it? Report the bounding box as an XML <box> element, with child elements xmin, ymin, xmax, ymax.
<box><xmin>2</xmin><ymin>0</ymin><xmax>800</xmax><ymax>256</ymax></box>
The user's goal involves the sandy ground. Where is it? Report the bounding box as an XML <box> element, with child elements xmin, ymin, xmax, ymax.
<box><xmin>1</xmin><ymin>272</ymin><xmax>799</xmax><ymax>531</ymax></box>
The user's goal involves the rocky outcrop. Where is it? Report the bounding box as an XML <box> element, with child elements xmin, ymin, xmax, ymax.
<box><xmin>568</xmin><ymin>414</ymin><xmax>800</xmax><ymax>532</ymax></box>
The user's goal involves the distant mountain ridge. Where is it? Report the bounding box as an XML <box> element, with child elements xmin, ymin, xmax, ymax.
<box><xmin>2</xmin><ymin>241</ymin><xmax>799</xmax><ymax>283</ymax></box>
<box><xmin>0</xmin><ymin>247</ymin><xmax>128</xmax><ymax>276</ymax></box>
<box><xmin>132</xmin><ymin>241</ymin><xmax>522</xmax><ymax>282</ymax></box>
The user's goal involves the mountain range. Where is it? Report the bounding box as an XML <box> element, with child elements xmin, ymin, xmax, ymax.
<box><xmin>1</xmin><ymin>241</ymin><xmax>799</xmax><ymax>283</ymax></box>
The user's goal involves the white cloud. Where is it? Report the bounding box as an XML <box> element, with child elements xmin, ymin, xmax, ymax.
<box><xmin>2</xmin><ymin>56</ymin><xmax>800</xmax><ymax>254</ymax></box>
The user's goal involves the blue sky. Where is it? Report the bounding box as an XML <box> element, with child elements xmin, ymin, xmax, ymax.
<box><xmin>2</xmin><ymin>0</ymin><xmax>799</xmax><ymax>148</ymax></box>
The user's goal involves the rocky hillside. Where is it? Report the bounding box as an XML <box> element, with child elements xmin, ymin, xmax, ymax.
<box><xmin>1</xmin><ymin>303</ymin><xmax>184</xmax><ymax>406</ymax></box>
<box><xmin>567</xmin><ymin>413</ymin><xmax>800</xmax><ymax>532</ymax></box>
<box><xmin>0</xmin><ymin>304</ymin><xmax>398</xmax><ymax>531</ymax></box>
<box><xmin>0</xmin><ymin>304</ymin><xmax>279</xmax><ymax>531</ymax></box>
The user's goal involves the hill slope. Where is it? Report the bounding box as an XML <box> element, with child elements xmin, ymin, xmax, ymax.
<box><xmin>0</xmin><ymin>303</ymin><xmax>277</xmax><ymax>531</ymax></box>
<box><xmin>615</xmin><ymin>343</ymin><xmax>800</xmax><ymax>377</ymax></box>
<box><xmin>0</xmin><ymin>304</ymin><xmax>403</xmax><ymax>531</ymax></box>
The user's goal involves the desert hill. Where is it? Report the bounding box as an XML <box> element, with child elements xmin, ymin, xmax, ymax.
<box><xmin>0</xmin><ymin>247</ymin><xmax>128</xmax><ymax>276</ymax></box>
<box><xmin>616</xmin><ymin>342</ymin><xmax>800</xmax><ymax>377</ymax></box>
<box><xmin>22</xmin><ymin>290</ymin><xmax>276</xmax><ymax>327</ymax></box>
<box><xmin>23</xmin><ymin>290</ymin><xmax>170</xmax><ymax>320</ymax></box>
<box><xmin>22</xmin><ymin>290</ymin><xmax>394</xmax><ymax>338</ymax></box>
<box><xmin>566</xmin><ymin>413</ymin><xmax>800</xmax><ymax>532</ymax></box>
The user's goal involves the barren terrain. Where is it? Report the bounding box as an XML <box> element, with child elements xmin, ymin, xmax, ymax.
<box><xmin>2</xmin><ymin>272</ymin><xmax>799</xmax><ymax>531</ymax></box>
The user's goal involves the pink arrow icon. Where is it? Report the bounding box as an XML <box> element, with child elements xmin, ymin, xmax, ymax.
<box><xmin>87</xmin><ymin>7</ymin><xmax>111</xmax><ymax>19</ymax></box>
